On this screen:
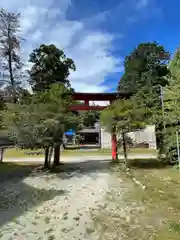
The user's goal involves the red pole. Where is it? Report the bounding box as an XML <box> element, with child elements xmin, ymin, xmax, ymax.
<box><xmin>111</xmin><ymin>133</ymin><xmax>117</xmax><ymax>161</ymax></box>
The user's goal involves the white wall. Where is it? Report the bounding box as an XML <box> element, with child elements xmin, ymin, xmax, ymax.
<box><xmin>100</xmin><ymin>125</ymin><xmax>157</xmax><ymax>149</ymax></box>
<box><xmin>127</xmin><ymin>125</ymin><xmax>156</xmax><ymax>149</ymax></box>
<box><xmin>100</xmin><ymin>128</ymin><xmax>111</xmax><ymax>149</ymax></box>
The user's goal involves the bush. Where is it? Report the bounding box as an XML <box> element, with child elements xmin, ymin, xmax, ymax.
<box><xmin>159</xmin><ymin>129</ymin><xmax>179</xmax><ymax>165</ymax></box>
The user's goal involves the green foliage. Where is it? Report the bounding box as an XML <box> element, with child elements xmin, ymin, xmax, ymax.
<box><xmin>101</xmin><ymin>98</ymin><xmax>145</xmax><ymax>134</ymax></box>
<box><xmin>80</xmin><ymin>110</ymin><xmax>100</xmax><ymax>128</ymax></box>
<box><xmin>118</xmin><ymin>135</ymin><xmax>134</xmax><ymax>149</ymax></box>
<box><xmin>101</xmin><ymin>98</ymin><xmax>144</xmax><ymax>163</ymax></box>
<box><xmin>117</xmin><ymin>42</ymin><xmax>170</xmax><ymax>157</ymax></box>
<box><xmin>118</xmin><ymin>43</ymin><xmax>170</xmax><ymax>123</ymax></box>
<box><xmin>3</xmin><ymin>103</ymin><xmax>44</xmax><ymax>149</ymax></box>
<box><xmin>162</xmin><ymin>48</ymin><xmax>180</xmax><ymax>163</ymax></box>
<box><xmin>28</xmin><ymin>44</ymin><xmax>76</xmax><ymax>92</ymax></box>
<box><xmin>0</xmin><ymin>96</ymin><xmax>6</xmax><ymax>131</ymax></box>
<box><xmin>119</xmin><ymin>42</ymin><xmax>170</xmax><ymax>94</ymax></box>
<box><xmin>168</xmin><ymin>48</ymin><xmax>180</xmax><ymax>83</ymax></box>
<box><xmin>163</xmin><ymin>129</ymin><xmax>178</xmax><ymax>164</ymax></box>
<box><xmin>134</xmin><ymin>86</ymin><xmax>162</xmax><ymax>125</ymax></box>
<box><xmin>3</xmin><ymin>84</ymin><xmax>78</xmax><ymax>150</ymax></box>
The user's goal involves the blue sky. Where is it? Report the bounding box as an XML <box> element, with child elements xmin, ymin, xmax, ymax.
<box><xmin>2</xmin><ymin>0</ymin><xmax>180</xmax><ymax>93</ymax></box>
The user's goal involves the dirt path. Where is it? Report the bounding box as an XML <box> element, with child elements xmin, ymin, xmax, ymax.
<box><xmin>3</xmin><ymin>153</ymin><xmax>157</xmax><ymax>163</ymax></box>
<box><xmin>0</xmin><ymin>159</ymin><xmax>148</xmax><ymax>240</ymax></box>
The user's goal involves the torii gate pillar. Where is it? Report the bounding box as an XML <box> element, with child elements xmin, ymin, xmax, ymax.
<box><xmin>112</xmin><ymin>132</ymin><xmax>118</xmax><ymax>161</ymax></box>
<box><xmin>110</xmin><ymin>99</ymin><xmax>117</xmax><ymax>161</ymax></box>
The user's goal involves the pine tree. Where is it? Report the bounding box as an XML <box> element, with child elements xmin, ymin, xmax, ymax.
<box><xmin>3</xmin><ymin>84</ymin><xmax>79</xmax><ymax>168</ymax></box>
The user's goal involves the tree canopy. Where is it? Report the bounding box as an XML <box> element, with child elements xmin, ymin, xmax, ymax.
<box><xmin>101</xmin><ymin>98</ymin><xmax>145</xmax><ymax>133</ymax></box>
<box><xmin>100</xmin><ymin>42</ymin><xmax>171</xmax><ymax>163</ymax></box>
<box><xmin>118</xmin><ymin>42</ymin><xmax>170</xmax><ymax>94</ymax></box>
<box><xmin>116</xmin><ymin>42</ymin><xmax>171</xmax><ymax>156</ymax></box>
<box><xmin>80</xmin><ymin>110</ymin><xmax>100</xmax><ymax>128</ymax></box>
<box><xmin>118</xmin><ymin>42</ymin><xmax>170</xmax><ymax>125</ymax></box>
<box><xmin>28</xmin><ymin>44</ymin><xmax>76</xmax><ymax>92</ymax></box>
<box><xmin>101</xmin><ymin>97</ymin><xmax>146</xmax><ymax>163</ymax></box>
<box><xmin>3</xmin><ymin>84</ymin><xmax>79</xmax><ymax>167</ymax></box>
<box><xmin>162</xmin><ymin>48</ymin><xmax>180</xmax><ymax>162</ymax></box>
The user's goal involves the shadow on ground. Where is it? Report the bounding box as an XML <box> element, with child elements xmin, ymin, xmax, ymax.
<box><xmin>0</xmin><ymin>159</ymin><xmax>112</xmax><ymax>228</ymax></box>
<box><xmin>0</xmin><ymin>163</ymin><xmax>39</xmax><ymax>183</ymax></box>
<box><xmin>0</xmin><ymin>163</ymin><xmax>67</xmax><ymax>228</ymax></box>
<box><xmin>50</xmin><ymin>159</ymin><xmax>112</xmax><ymax>179</ymax></box>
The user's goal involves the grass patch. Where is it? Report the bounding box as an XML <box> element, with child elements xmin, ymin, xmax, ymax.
<box><xmin>3</xmin><ymin>147</ymin><xmax>156</xmax><ymax>159</ymax></box>
<box><xmin>0</xmin><ymin>162</ymin><xmax>24</xmax><ymax>173</ymax></box>
<box><xmin>89</xmin><ymin>159</ymin><xmax>180</xmax><ymax>239</ymax></box>
<box><xmin>63</xmin><ymin>148</ymin><xmax>111</xmax><ymax>156</ymax></box>
<box><xmin>4</xmin><ymin>148</ymin><xmax>44</xmax><ymax>158</ymax></box>
<box><xmin>124</xmin><ymin>159</ymin><xmax>180</xmax><ymax>239</ymax></box>
<box><xmin>0</xmin><ymin>162</ymin><xmax>40</xmax><ymax>174</ymax></box>
<box><xmin>128</xmin><ymin>147</ymin><xmax>156</xmax><ymax>154</ymax></box>
<box><xmin>169</xmin><ymin>222</ymin><xmax>180</xmax><ymax>234</ymax></box>
<box><xmin>3</xmin><ymin>148</ymin><xmax>111</xmax><ymax>158</ymax></box>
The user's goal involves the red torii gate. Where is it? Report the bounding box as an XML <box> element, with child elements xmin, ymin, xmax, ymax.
<box><xmin>70</xmin><ymin>92</ymin><xmax>130</xmax><ymax>161</ymax></box>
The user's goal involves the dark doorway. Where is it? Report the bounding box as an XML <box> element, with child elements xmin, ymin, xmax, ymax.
<box><xmin>80</xmin><ymin>132</ymin><xmax>99</xmax><ymax>145</ymax></box>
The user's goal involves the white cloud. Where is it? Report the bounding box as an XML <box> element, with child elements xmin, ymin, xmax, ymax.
<box><xmin>1</xmin><ymin>0</ymin><xmax>123</xmax><ymax>93</ymax></box>
<box><xmin>68</xmin><ymin>32</ymin><xmax>121</xmax><ymax>91</ymax></box>
<box><xmin>1</xmin><ymin>0</ymin><xmax>154</xmax><ymax>93</ymax></box>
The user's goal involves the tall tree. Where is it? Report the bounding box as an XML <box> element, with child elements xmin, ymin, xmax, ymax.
<box><xmin>118</xmin><ymin>42</ymin><xmax>170</xmax><ymax>155</ymax></box>
<box><xmin>162</xmin><ymin>48</ymin><xmax>180</xmax><ymax>163</ymax></box>
<box><xmin>168</xmin><ymin>48</ymin><xmax>180</xmax><ymax>85</ymax></box>
<box><xmin>28</xmin><ymin>44</ymin><xmax>76</xmax><ymax>92</ymax></box>
<box><xmin>28</xmin><ymin>44</ymin><xmax>76</xmax><ymax>160</ymax></box>
<box><xmin>0</xmin><ymin>9</ymin><xmax>23</xmax><ymax>103</ymax></box>
<box><xmin>36</xmin><ymin>84</ymin><xmax>78</xmax><ymax>166</ymax></box>
<box><xmin>118</xmin><ymin>42</ymin><xmax>170</xmax><ymax>93</ymax></box>
<box><xmin>3</xmin><ymin>84</ymin><xmax>78</xmax><ymax>167</ymax></box>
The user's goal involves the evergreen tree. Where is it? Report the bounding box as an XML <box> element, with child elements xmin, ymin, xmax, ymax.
<box><xmin>118</xmin><ymin>42</ymin><xmax>170</xmax><ymax>155</ymax></box>
<box><xmin>28</xmin><ymin>44</ymin><xmax>75</xmax><ymax>92</ymax></box>
<box><xmin>3</xmin><ymin>84</ymin><xmax>79</xmax><ymax>168</ymax></box>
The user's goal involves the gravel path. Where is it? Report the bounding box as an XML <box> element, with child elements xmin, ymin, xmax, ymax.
<box><xmin>0</xmin><ymin>158</ymin><xmax>146</xmax><ymax>240</ymax></box>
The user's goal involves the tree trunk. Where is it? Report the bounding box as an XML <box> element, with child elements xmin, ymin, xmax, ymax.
<box><xmin>0</xmin><ymin>148</ymin><xmax>4</xmax><ymax>163</ymax></box>
<box><xmin>8</xmin><ymin>26</ymin><xmax>17</xmax><ymax>104</ymax></box>
<box><xmin>122</xmin><ymin>132</ymin><xmax>128</xmax><ymax>167</ymax></box>
<box><xmin>48</xmin><ymin>146</ymin><xmax>53</xmax><ymax>166</ymax></box>
<box><xmin>44</xmin><ymin>147</ymin><xmax>49</xmax><ymax>168</ymax></box>
<box><xmin>155</xmin><ymin>122</ymin><xmax>164</xmax><ymax>156</ymax></box>
<box><xmin>53</xmin><ymin>143</ymin><xmax>60</xmax><ymax>167</ymax></box>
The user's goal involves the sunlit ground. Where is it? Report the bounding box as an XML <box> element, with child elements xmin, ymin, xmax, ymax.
<box><xmin>1</xmin><ymin>157</ymin><xmax>178</xmax><ymax>239</ymax></box>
